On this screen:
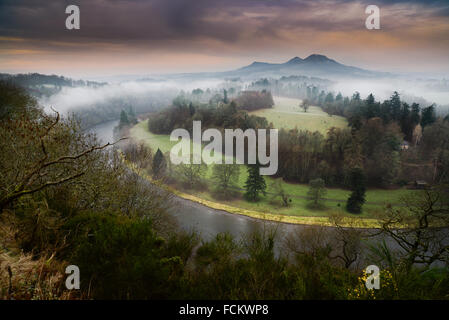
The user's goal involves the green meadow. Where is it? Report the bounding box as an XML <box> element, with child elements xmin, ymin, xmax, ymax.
<box><xmin>249</xmin><ymin>96</ymin><xmax>348</xmax><ymax>133</ymax></box>
<box><xmin>130</xmin><ymin>115</ymin><xmax>411</xmax><ymax>219</ymax></box>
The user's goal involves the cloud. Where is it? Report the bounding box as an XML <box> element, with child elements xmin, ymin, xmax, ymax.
<box><xmin>1</xmin><ymin>0</ymin><xmax>449</xmax><ymax>75</ymax></box>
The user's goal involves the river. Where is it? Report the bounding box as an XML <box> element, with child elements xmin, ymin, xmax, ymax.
<box><xmin>89</xmin><ymin>120</ymin><xmax>318</xmax><ymax>247</ymax></box>
<box><xmin>90</xmin><ymin>120</ymin><xmax>448</xmax><ymax>265</ymax></box>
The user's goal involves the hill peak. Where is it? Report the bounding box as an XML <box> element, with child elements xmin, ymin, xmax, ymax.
<box><xmin>285</xmin><ymin>56</ymin><xmax>303</xmax><ymax>64</ymax></box>
<box><xmin>304</xmin><ymin>54</ymin><xmax>334</xmax><ymax>63</ymax></box>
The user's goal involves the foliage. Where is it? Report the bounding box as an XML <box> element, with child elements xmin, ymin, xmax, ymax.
<box><xmin>269</xmin><ymin>178</ymin><xmax>290</xmax><ymax>206</ymax></box>
<box><xmin>346</xmin><ymin>167</ymin><xmax>366</xmax><ymax>214</ymax></box>
<box><xmin>244</xmin><ymin>163</ymin><xmax>267</xmax><ymax>202</ymax></box>
<box><xmin>234</xmin><ymin>90</ymin><xmax>274</xmax><ymax>111</ymax></box>
<box><xmin>175</xmin><ymin>162</ymin><xmax>208</xmax><ymax>189</ymax></box>
<box><xmin>211</xmin><ymin>163</ymin><xmax>240</xmax><ymax>199</ymax></box>
<box><xmin>307</xmin><ymin>178</ymin><xmax>327</xmax><ymax>208</ymax></box>
<box><xmin>152</xmin><ymin>148</ymin><xmax>167</xmax><ymax>179</ymax></box>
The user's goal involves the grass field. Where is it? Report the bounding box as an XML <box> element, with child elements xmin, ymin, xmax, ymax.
<box><xmin>130</xmin><ymin>119</ymin><xmax>412</xmax><ymax>219</ymax></box>
<box><xmin>249</xmin><ymin>96</ymin><xmax>348</xmax><ymax>133</ymax></box>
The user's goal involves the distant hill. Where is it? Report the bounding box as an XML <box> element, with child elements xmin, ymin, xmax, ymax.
<box><xmin>0</xmin><ymin>73</ymin><xmax>107</xmax><ymax>97</ymax></box>
<box><xmin>163</xmin><ymin>54</ymin><xmax>390</xmax><ymax>81</ymax></box>
<box><xmin>230</xmin><ymin>54</ymin><xmax>387</xmax><ymax>79</ymax></box>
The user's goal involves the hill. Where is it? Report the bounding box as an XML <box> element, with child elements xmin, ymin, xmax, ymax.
<box><xmin>228</xmin><ymin>54</ymin><xmax>387</xmax><ymax>79</ymax></box>
<box><xmin>164</xmin><ymin>54</ymin><xmax>390</xmax><ymax>81</ymax></box>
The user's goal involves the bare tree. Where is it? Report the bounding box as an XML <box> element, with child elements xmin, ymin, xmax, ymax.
<box><xmin>328</xmin><ymin>213</ymin><xmax>364</xmax><ymax>269</ymax></box>
<box><xmin>300</xmin><ymin>99</ymin><xmax>310</xmax><ymax>113</ymax></box>
<box><xmin>376</xmin><ymin>185</ymin><xmax>449</xmax><ymax>270</ymax></box>
<box><xmin>0</xmin><ymin>109</ymin><xmax>122</xmax><ymax>211</ymax></box>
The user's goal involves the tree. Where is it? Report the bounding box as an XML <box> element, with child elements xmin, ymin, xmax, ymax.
<box><xmin>244</xmin><ymin>164</ymin><xmax>266</xmax><ymax>202</ymax></box>
<box><xmin>188</xmin><ymin>102</ymin><xmax>195</xmax><ymax>116</ymax></box>
<box><xmin>346</xmin><ymin>167</ymin><xmax>366</xmax><ymax>214</ymax></box>
<box><xmin>410</xmin><ymin>103</ymin><xmax>421</xmax><ymax>125</ymax></box>
<box><xmin>335</xmin><ymin>92</ymin><xmax>343</xmax><ymax>102</ymax></box>
<box><xmin>119</xmin><ymin>110</ymin><xmax>130</xmax><ymax>129</ymax></box>
<box><xmin>127</xmin><ymin>107</ymin><xmax>138</xmax><ymax>125</ymax></box>
<box><xmin>376</xmin><ymin>185</ymin><xmax>449</xmax><ymax>271</ymax></box>
<box><xmin>176</xmin><ymin>162</ymin><xmax>207</xmax><ymax>189</ymax></box>
<box><xmin>307</xmin><ymin>178</ymin><xmax>327</xmax><ymax>208</ymax></box>
<box><xmin>0</xmin><ymin>108</ymin><xmax>118</xmax><ymax>212</ymax></box>
<box><xmin>212</xmin><ymin>163</ymin><xmax>240</xmax><ymax>198</ymax></box>
<box><xmin>223</xmin><ymin>89</ymin><xmax>228</xmax><ymax>104</ymax></box>
<box><xmin>365</xmin><ymin>93</ymin><xmax>379</xmax><ymax>119</ymax></box>
<box><xmin>328</xmin><ymin>213</ymin><xmax>364</xmax><ymax>269</ymax></box>
<box><xmin>421</xmin><ymin>104</ymin><xmax>436</xmax><ymax>129</ymax></box>
<box><xmin>152</xmin><ymin>148</ymin><xmax>167</xmax><ymax>179</ymax></box>
<box><xmin>390</xmin><ymin>91</ymin><xmax>401</xmax><ymax>121</ymax></box>
<box><xmin>270</xmin><ymin>178</ymin><xmax>290</xmax><ymax>207</ymax></box>
<box><xmin>301</xmin><ymin>99</ymin><xmax>310</xmax><ymax>113</ymax></box>
<box><xmin>123</xmin><ymin>142</ymin><xmax>152</xmax><ymax>171</ymax></box>
<box><xmin>325</xmin><ymin>92</ymin><xmax>334</xmax><ymax>104</ymax></box>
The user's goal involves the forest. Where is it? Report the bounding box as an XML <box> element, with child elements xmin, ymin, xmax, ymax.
<box><xmin>145</xmin><ymin>87</ymin><xmax>449</xmax><ymax>190</ymax></box>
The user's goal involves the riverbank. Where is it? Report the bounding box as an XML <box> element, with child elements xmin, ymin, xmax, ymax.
<box><xmin>124</xmin><ymin>157</ymin><xmax>383</xmax><ymax>228</ymax></box>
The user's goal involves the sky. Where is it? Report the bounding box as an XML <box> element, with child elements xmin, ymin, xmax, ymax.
<box><xmin>1</xmin><ymin>0</ymin><xmax>449</xmax><ymax>78</ymax></box>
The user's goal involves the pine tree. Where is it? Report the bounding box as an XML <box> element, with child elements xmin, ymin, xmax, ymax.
<box><xmin>119</xmin><ymin>110</ymin><xmax>130</xmax><ymax>129</ymax></box>
<box><xmin>127</xmin><ymin>107</ymin><xmax>137</xmax><ymax>124</ymax></box>
<box><xmin>152</xmin><ymin>148</ymin><xmax>166</xmax><ymax>179</ymax></box>
<box><xmin>421</xmin><ymin>104</ymin><xmax>436</xmax><ymax>129</ymax></box>
<box><xmin>365</xmin><ymin>93</ymin><xmax>377</xmax><ymax>119</ymax></box>
<box><xmin>223</xmin><ymin>89</ymin><xmax>228</xmax><ymax>104</ymax></box>
<box><xmin>244</xmin><ymin>163</ymin><xmax>266</xmax><ymax>202</ymax></box>
<box><xmin>188</xmin><ymin>102</ymin><xmax>195</xmax><ymax>116</ymax></box>
<box><xmin>346</xmin><ymin>167</ymin><xmax>366</xmax><ymax>214</ymax></box>
<box><xmin>390</xmin><ymin>91</ymin><xmax>401</xmax><ymax>121</ymax></box>
<box><xmin>410</xmin><ymin>103</ymin><xmax>421</xmax><ymax>125</ymax></box>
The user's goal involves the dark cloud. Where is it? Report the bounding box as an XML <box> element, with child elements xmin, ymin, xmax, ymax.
<box><xmin>3</xmin><ymin>0</ymin><xmax>444</xmax><ymax>45</ymax></box>
<box><xmin>1</xmin><ymin>0</ymin><xmax>448</xmax><ymax>75</ymax></box>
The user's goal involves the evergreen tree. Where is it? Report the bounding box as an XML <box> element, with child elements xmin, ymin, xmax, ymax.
<box><xmin>188</xmin><ymin>102</ymin><xmax>195</xmax><ymax>116</ymax></box>
<box><xmin>365</xmin><ymin>93</ymin><xmax>378</xmax><ymax>119</ymax></box>
<box><xmin>119</xmin><ymin>110</ymin><xmax>130</xmax><ymax>129</ymax></box>
<box><xmin>244</xmin><ymin>163</ymin><xmax>266</xmax><ymax>202</ymax></box>
<box><xmin>223</xmin><ymin>89</ymin><xmax>228</xmax><ymax>104</ymax></box>
<box><xmin>325</xmin><ymin>92</ymin><xmax>334</xmax><ymax>104</ymax></box>
<box><xmin>411</xmin><ymin>103</ymin><xmax>421</xmax><ymax>125</ymax></box>
<box><xmin>400</xmin><ymin>102</ymin><xmax>412</xmax><ymax>140</ymax></box>
<box><xmin>352</xmin><ymin>92</ymin><xmax>361</xmax><ymax>102</ymax></box>
<box><xmin>346</xmin><ymin>167</ymin><xmax>366</xmax><ymax>214</ymax></box>
<box><xmin>127</xmin><ymin>107</ymin><xmax>137</xmax><ymax>124</ymax></box>
<box><xmin>421</xmin><ymin>104</ymin><xmax>436</xmax><ymax>129</ymax></box>
<box><xmin>152</xmin><ymin>148</ymin><xmax>166</xmax><ymax>179</ymax></box>
<box><xmin>380</xmin><ymin>101</ymin><xmax>392</xmax><ymax>123</ymax></box>
<box><xmin>390</xmin><ymin>91</ymin><xmax>401</xmax><ymax>121</ymax></box>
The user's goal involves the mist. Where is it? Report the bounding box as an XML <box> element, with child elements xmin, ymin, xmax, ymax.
<box><xmin>39</xmin><ymin>78</ymin><xmax>224</xmax><ymax>115</ymax></box>
<box><xmin>331</xmin><ymin>77</ymin><xmax>449</xmax><ymax>108</ymax></box>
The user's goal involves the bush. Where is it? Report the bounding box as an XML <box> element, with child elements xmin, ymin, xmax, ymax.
<box><xmin>67</xmin><ymin>212</ymin><xmax>190</xmax><ymax>299</ymax></box>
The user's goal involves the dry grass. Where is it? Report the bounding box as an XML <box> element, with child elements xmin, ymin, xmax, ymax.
<box><xmin>0</xmin><ymin>213</ymin><xmax>78</xmax><ymax>300</ymax></box>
